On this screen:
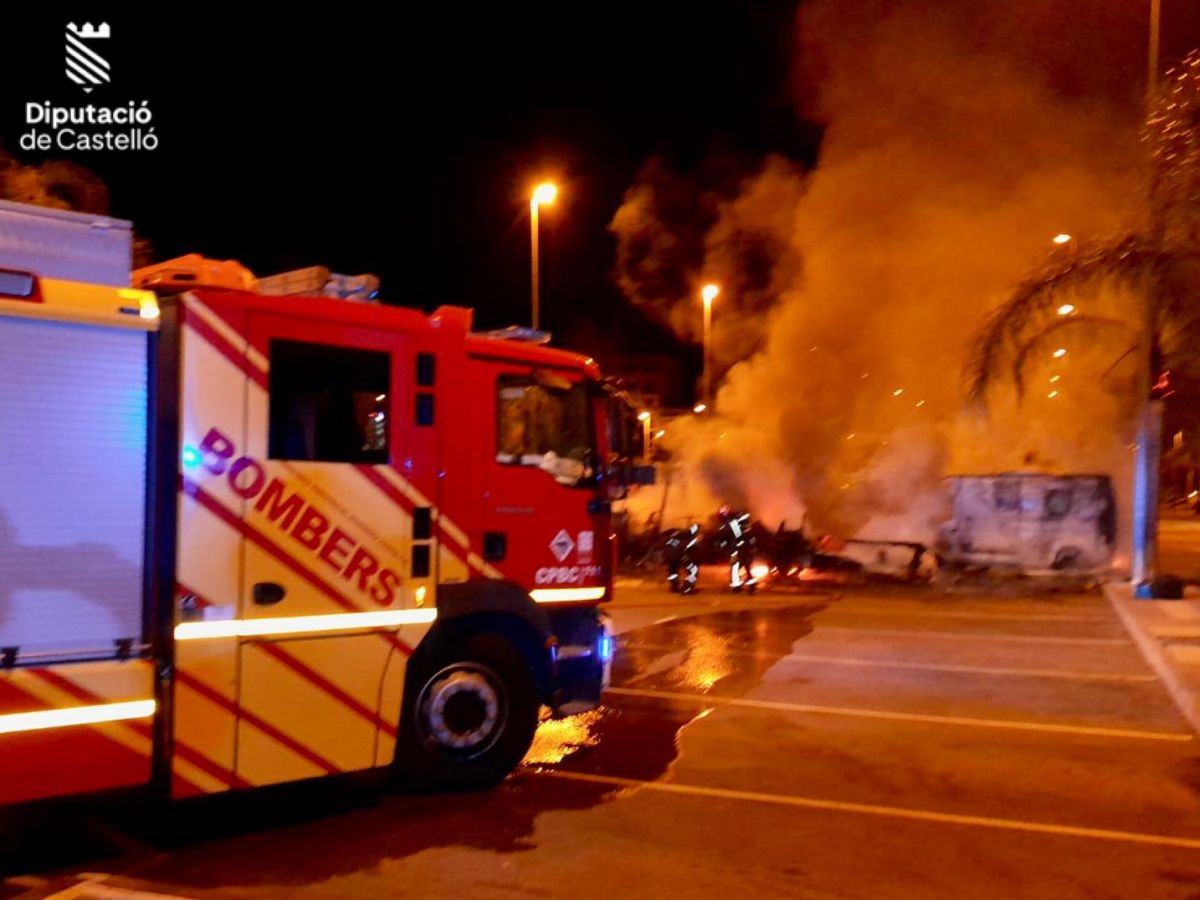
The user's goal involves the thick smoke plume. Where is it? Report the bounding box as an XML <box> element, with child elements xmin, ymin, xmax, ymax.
<box><xmin>613</xmin><ymin>0</ymin><xmax>1150</xmax><ymax>549</ymax></box>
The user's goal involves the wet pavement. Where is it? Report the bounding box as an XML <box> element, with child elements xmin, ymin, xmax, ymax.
<box><xmin>4</xmin><ymin>582</ymin><xmax>1200</xmax><ymax>899</ymax></box>
<box><xmin>1160</xmin><ymin>514</ymin><xmax>1200</xmax><ymax>585</ymax></box>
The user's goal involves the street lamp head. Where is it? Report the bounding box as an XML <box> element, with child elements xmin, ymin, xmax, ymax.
<box><xmin>637</xmin><ymin>410</ymin><xmax>651</xmax><ymax>422</ymax></box>
<box><xmin>693</xmin><ymin>402</ymin><xmax>708</xmax><ymax>414</ymax></box>
<box><xmin>532</xmin><ymin>182</ymin><xmax>558</xmax><ymax>207</ymax></box>
<box><xmin>701</xmin><ymin>283</ymin><xmax>720</xmax><ymax>304</ymax></box>
<box><xmin>1052</xmin><ymin>233</ymin><xmax>1072</xmax><ymax>245</ymax></box>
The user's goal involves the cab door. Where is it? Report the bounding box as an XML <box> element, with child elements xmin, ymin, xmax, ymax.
<box><xmin>231</xmin><ymin>313</ymin><xmax>438</xmax><ymax>785</ymax></box>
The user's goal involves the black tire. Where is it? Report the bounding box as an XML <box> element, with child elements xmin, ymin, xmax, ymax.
<box><xmin>1051</xmin><ymin>547</ymin><xmax>1082</xmax><ymax>570</ymax></box>
<box><xmin>398</xmin><ymin>633</ymin><xmax>540</xmax><ymax>791</ymax></box>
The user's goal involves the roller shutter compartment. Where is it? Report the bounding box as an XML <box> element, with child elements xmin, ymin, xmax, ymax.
<box><xmin>0</xmin><ymin>315</ymin><xmax>148</xmax><ymax>662</ymax></box>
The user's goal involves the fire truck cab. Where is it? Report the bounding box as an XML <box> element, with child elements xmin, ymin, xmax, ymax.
<box><xmin>0</xmin><ymin>210</ymin><xmax>625</xmax><ymax>806</ymax></box>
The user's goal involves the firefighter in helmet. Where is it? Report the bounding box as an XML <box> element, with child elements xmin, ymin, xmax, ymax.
<box><xmin>664</xmin><ymin>523</ymin><xmax>701</xmax><ymax>595</ymax></box>
<box><xmin>715</xmin><ymin>505</ymin><xmax>758</xmax><ymax>593</ymax></box>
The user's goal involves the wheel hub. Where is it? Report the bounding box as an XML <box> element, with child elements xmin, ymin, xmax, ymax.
<box><xmin>420</xmin><ymin>667</ymin><xmax>503</xmax><ymax>753</ymax></box>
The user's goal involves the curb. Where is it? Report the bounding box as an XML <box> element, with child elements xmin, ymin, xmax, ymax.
<box><xmin>1103</xmin><ymin>581</ymin><xmax>1200</xmax><ymax>736</ymax></box>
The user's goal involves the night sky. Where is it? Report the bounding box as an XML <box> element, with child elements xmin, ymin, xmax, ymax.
<box><xmin>7</xmin><ymin>4</ymin><xmax>1200</xmax><ymax>380</ymax></box>
<box><xmin>2</xmin><ymin>4</ymin><xmax>812</xmax><ymax>371</ymax></box>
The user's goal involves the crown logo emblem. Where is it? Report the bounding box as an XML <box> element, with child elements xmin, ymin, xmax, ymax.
<box><xmin>65</xmin><ymin>22</ymin><xmax>111</xmax><ymax>93</ymax></box>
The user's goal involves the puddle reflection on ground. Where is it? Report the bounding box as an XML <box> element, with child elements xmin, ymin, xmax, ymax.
<box><xmin>1</xmin><ymin>603</ymin><xmax>825</xmax><ymax>892</ymax></box>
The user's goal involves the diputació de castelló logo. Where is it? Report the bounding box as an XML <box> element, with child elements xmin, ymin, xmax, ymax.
<box><xmin>18</xmin><ymin>22</ymin><xmax>159</xmax><ymax>152</ymax></box>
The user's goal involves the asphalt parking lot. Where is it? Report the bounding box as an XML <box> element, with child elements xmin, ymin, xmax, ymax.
<box><xmin>4</xmin><ymin>580</ymin><xmax>1200</xmax><ymax>899</ymax></box>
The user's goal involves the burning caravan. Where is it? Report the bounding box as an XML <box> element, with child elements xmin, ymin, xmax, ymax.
<box><xmin>936</xmin><ymin>473</ymin><xmax>1116</xmax><ymax>574</ymax></box>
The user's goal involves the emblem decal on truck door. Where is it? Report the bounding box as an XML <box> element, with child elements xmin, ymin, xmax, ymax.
<box><xmin>549</xmin><ymin>529</ymin><xmax>575</xmax><ymax>562</ymax></box>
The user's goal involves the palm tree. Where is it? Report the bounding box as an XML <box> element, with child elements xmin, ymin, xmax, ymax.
<box><xmin>967</xmin><ymin>52</ymin><xmax>1200</xmax><ymax>595</ymax></box>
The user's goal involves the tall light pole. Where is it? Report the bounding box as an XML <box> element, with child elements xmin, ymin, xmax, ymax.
<box><xmin>701</xmin><ymin>283</ymin><xmax>719</xmax><ymax>411</ymax></box>
<box><xmin>530</xmin><ymin>182</ymin><xmax>557</xmax><ymax>331</ymax></box>
<box><xmin>1134</xmin><ymin>0</ymin><xmax>1164</xmax><ymax>595</ymax></box>
<box><xmin>1149</xmin><ymin>0</ymin><xmax>1161</xmax><ymax>99</ymax></box>
<box><xmin>638</xmin><ymin>410</ymin><xmax>651</xmax><ymax>458</ymax></box>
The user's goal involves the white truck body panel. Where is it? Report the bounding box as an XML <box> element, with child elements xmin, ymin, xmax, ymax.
<box><xmin>0</xmin><ymin>199</ymin><xmax>131</xmax><ymax>287</ymax></box>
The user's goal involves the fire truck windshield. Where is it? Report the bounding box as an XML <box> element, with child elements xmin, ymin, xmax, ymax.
<box><xmin>495</xmin><ymin>375</ymin><xmax>595</xmax><ymax>486</ymax></box>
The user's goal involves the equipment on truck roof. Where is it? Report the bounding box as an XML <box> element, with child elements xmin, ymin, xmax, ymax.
<box><xmin>135</xmin><ymin>256</ymin><xmax>381</xmax><ymax>301</ymax></box>
<box><xmin>133</xmin><ymin>253</ymin><xmax>255</xmax><ymax>292</ymax></box>
<box><xmin>255</xmin><ymin>265</ymin><xmax>380</xmax><ymax>301</ymax></box>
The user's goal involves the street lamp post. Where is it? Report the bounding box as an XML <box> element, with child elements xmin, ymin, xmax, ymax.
<box><xmin>1149</xmin><ymin>0</ymin><xmax>1161</xmax><ymax>98</ymax></box>
<box><xmin>1134</xmin><ymin>0</ymin><xmax>1164</xmax><ymax>595</ymax></box>
<box><xmin>530</xmin><ymin>182</ymin><xmax>557</xmax><ymax>331</ymax></box>
<box><xmin>638</xmin><ymin>410</ymin><xmax>651</xmax><ymax>458</ymax></box>
<box><xmin>701</xmin><ymin>284</ymin><xmax>719</xmax><ymax>411</ymax></box>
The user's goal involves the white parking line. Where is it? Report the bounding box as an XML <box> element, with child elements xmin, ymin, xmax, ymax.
<box><xmin>604</xmin><ymin>687</ymin><xmax>1194</xmax><ymax>742</ymax></box>
<box><xmin>619</xmin><ymin>642</ymin><xmax>1156</xmax><ymax>683</ymax></box>
<box><xmin>825</xmin><ymin>604</ymin><xmax>1113</xmax><ymax>624</ymax></box>
<box><xmin>1159</xmin><ymin>602</ymin><xmax>1200</xmax><ymax>622</ymax></box>
<box><xmin>539</xmin><ymin>769</ymin><xmax>1200</xmax><ymax>851</ymax></box>
<box><xmin>779</xmin><ymin>653</ymin><xmax>1157</xmax><ymax>683</ymax></box>
<box><xmin>43</xmin><ymin>876</ymin><xmax>192</xmax><ymax>899</ymax></box>
<box><xmin>815</xmin><ymin>625</ymin><xmax>1130</xmax><ymax>646</ymax></box>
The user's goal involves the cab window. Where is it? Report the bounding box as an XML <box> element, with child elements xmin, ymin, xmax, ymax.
<box><xmin>606</xmin><ymin>391</ymin><xmax>644</xmax><ymax>461</ymax></box>
<box><xmin>496</xmin><ymin>374</ymin><xmax>594</xmax><ymax>486</ymax></box>
<box><xmin>268</xmin><ymin>339</ymin><xmax>390</xmax><ymax>463</ymax></box>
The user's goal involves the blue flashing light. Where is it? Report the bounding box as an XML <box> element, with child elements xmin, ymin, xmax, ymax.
<box><xmin>598</xmin><ymin>634</ymin><xmax>614</xmax><ymax>663</ymax></box>
<box><xmin>181</xmin><ymin>445</ymin><xmax>202</xmax><ymax>468</ymax></box>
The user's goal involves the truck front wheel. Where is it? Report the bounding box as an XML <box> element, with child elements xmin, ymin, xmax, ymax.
<box><xmin>398</xmin><ymin>633</ymin><xmax>540</xmax><ymax>790</ymax></box>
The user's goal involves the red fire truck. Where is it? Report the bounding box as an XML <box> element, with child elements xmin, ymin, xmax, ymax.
<box><xmin>0</xmin><ymin>212</ymin><xmax>642</xmax><ymax>806</ymax></box>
